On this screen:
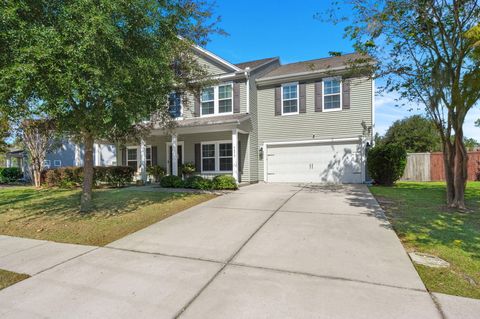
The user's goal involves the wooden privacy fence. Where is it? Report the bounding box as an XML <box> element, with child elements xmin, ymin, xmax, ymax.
<box><xmin>401</xmin><ymin>152</ymin><xmax>480</xmax><ymax>182</ymax></box>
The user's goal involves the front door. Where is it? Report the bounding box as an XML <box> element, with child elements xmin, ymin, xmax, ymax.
<box><xmin>168</xmin><ymin>145</ymin><xmax>183</xmax><ymax>176</ymax></box>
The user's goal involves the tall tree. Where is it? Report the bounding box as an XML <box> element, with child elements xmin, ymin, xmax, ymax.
<box><xmin>1</xmin><ymin>0</ymin><xmax>217</xmax><ymax>211</ymax></box>
<box><xmin>20</xmin><ymin>119</ymin><xmax>58</xmax><ymax>188</ymax></box>
<box><xmin>333</xmin><ymin>0</ymin><xmax>480</xmax><ymax>208</ymax></box>
<box><xmin>382</xmin><ymin>115</ymin><xmax>442</xmax><ymax>152</ymax></box>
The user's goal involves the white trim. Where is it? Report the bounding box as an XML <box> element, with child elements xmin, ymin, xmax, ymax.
<box><xmin>322</xmin><ymin>76</ymin><xmax>342</xmax><ymax>112</ymax></box>
<box><xmin>245</xmin><ymin>68</ymin><xmax>251</xmax><ymax>113</ymax></box>
<box><xmin>200</xmin><ymin>140</ymin><xmax>233</xmax><ymax>174</ymax></box>
<box><xmin>232</xmin><ymin>129</ymin><xmax>239</xmax><ymax>182</ymax></box>
<box><xmin>281</xmin><ymin>82</ymin><xmax>299</xmax><ymax>115</ymax></box>
<box><xmin>165</xmin><ymin>141</ymin><xmax>185</xmax><ymax>175</ymax></box>
<box><xmin>371</xmin><ymin>78</ymin><xmax>375</xmax><ymax>144</ymax></box>
<box><xmin>126</xmin><ymin>145</ymin><xmax>152</xmax><ymax>171</ymax></box>
<box><xmin>53</xmin><ymin>160</ymin><xmax>61</xmax><ymax>167</ymax></box>
<box><xmin>191</xmin><ymin>43</ymin><xmax>241</xmax><ymax>72</ymax></box>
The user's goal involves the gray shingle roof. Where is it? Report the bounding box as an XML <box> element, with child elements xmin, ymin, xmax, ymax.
<box><xmin>235</xmin><ymin>57</ymin><xmax>278</xmax><ymax>70</ymax></box>
<box><xmin>259</xmin><ymin>53</ymin><xmax>368</xmax><ymax>79</ymax></box>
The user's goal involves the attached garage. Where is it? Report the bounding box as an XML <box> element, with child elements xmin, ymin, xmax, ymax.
<box><xmin>265</xmin><ymin>140</ymin><xmax>364</xmax><ymax>184</ymax></box>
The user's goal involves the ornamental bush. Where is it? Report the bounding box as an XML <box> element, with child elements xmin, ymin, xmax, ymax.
<box><xmin>212</xmin><ymin>175</ymin><xmax>238</xmax><ymax>190</ymax></box>
<box><xmin>160</xmin><ymin>175</ymin><xmax>184</xmax><ymax>188</ymax></box>
<box><xmin>367</xmin><ymin>144</ymin><xmax>407</xmax><ymax>186</ymax></box>
<box><xmin>146</xmin><ymin>165</ymin><xmax>165</xmax><ymax>183</ymax></box>
<box><xmin>0</xmin><ymin>167</ymin><xmax>23</xmax><ymax>183</ymax></box>
<box><xmin>42</xmin><ymin>166</ymin><xmax>134</xmax><ymax>188</ymax></box>
<box><xmin>181</xmin><ymin>162</ymin><xmax>196</xmax><ymax>177</ymax></box>
<box><xmin>184</xmin><ymin>175</ymin><xmax>213</xmax><ymax>190</ymax></box>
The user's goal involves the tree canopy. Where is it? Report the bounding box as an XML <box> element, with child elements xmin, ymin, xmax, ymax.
<box><xmin>1</xmin><ymin>0</ymin><xmax>218</xmax><ymax>211</ymax></box>
<box><xmin>382</xmin><ymin>115</ymin><xmax>442</xmax><ymax>153</ymax></box>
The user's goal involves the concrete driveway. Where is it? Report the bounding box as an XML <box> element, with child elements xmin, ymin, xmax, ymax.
<box><xmin>0</xmin><ymin>183</ymin><xmax>443</xmax><ymax>318</ymax></box>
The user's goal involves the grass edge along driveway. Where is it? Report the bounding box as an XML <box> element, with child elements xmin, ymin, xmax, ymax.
<box><xmin>0</xmin><ymin>186</ymin><xmax>216</xmax><ymax>247</ymax></box>
<box><xmin>0</xmin><ymin>269</ymin><xmax>29</xmax><ymax>290</ymax></box>
<box><xmin>370</xmin><ymin>181</ymin><xmax>480</xmax><ymax>299</ymax></box>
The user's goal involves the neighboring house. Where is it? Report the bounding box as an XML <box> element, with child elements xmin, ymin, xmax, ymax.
<box><xmin>5</xmin><ymin>140</ymin><xmax>116</xmax><ymax>180</ymax></box>
<box><xmin>121</xmin><ymin>45</ymin><xmax>374</xmax><ymax>184</ymax></box>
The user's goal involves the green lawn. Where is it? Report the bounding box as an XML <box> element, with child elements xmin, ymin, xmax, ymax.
<box><xmin>0</xmin><ymin>186</ymin><xmax>215</xmax><ymax>246</ymax></box>
<box><xmin>0</xmin><ymin>269</ymin><xmax>29</xmax><ymax>290</ymax></box>
<box><xmin>370</xmin><ymin>182</ymin><xmax>480</xmax><ymax>299</ymax></box>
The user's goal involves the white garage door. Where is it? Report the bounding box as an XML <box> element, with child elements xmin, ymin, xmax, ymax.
<box><xmin>266</xmin><ymin>142</ymin><xmax>363</xmax><ymax>183</ymax></box>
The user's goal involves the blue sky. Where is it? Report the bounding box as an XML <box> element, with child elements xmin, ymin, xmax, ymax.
<box><xmin>205</xmin><ymin>0</ymin><xmax>480</xmax><ymax>138</ymax></box>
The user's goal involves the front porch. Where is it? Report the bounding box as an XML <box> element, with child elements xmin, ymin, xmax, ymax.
<box><xmin>120</xmin><ymin>114</ymin><xmax>252</xmax><ymax>184</ymax></box>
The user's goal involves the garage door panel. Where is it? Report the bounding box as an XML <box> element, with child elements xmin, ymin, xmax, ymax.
<box><xmin>266</xmin><ymin>142</ymin><xmax>363</xmax><ymax>184</ymax></box>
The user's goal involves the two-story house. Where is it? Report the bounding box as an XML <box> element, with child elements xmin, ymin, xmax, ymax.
<box><xmin>118</xmin><ymin>45</ymin><xmax>374</xmax><ymax>184</ymax></box>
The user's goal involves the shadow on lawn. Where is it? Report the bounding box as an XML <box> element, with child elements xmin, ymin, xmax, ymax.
<box><xmin>371</xmin><ymin>183</ymin><xmax>480</xmax><ymax>260</ymax></box>
<box><xmin>1</xmin><ymin>188</ymin><xmax>186</xmax><ymax>222</ymax></box>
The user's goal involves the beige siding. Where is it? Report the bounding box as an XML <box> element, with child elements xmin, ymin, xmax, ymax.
<box><xmin>257</xmin><ymin>77</ymin><xmax>373</xmax><ymax>180</ymax></box>
<box><xmin>194</xmin><ymin>54</ymin><xmax>232</xmax><ymax>75</ymax></box>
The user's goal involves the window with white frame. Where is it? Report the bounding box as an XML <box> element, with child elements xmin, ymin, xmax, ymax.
<box><xmin>201</xmin><ymin>144</ymin><xmax>216</xmax><ymax>171</ymax></box>
<box><xmin>146</xmin><ymin>147</ymin><xmax>152</xmax><ymax>167</ymax></box>
<box><xmin>54</xmin><ymin>160</ymin><xmax>61</xmax><ymax>167</ymax></box>
<box><xmin>127</xmin><ymin>148</ymin><xmax>137</xmax><ymax>169</ymax></box>
<box><xmin>282</xmin><ymin>83</ymin><xmax>298</xmax><ymax>114</ymax></box>
<box><xmin>43</xmin><ymin>160</ymin><xmax>51</xmax><ymax>168</ymax></box>
<box><xmin>219</xmin><ymin>143</ymin><xmax>233</xmax><ymax>171</ymax></box>
<box><xmin>201</xmin><ymin>142</ymin><xmax>233</xmax><ymax>172</ymax></box>
<box><xmin>200</xmin><ymin>83</ymin><xmax>233</xmax><ymax>116</ymax></box>
<box><xmin>323</xmin><ymin>77</ymin><xmax>342</xmax><ymax>110</ymax></box>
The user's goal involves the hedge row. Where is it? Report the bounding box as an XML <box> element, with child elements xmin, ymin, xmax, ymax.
<box><xmin>42</xmin><ymin>166</ymin><xmax>135</xmax><ymax>188</ymax></box>
<box><xmin>160</xmin><ymin>175</ymin><xmax>237</xmax><ymax>190</ymax></box>
<box><xmin>0</xmin><ymin>167</ymin><xmax>23</xmax><ymax>184</ymax></box>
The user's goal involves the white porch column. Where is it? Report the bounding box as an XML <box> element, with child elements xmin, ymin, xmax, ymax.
<box><xmin>171</xmin><ymin>134</ymin><xmax>178</xmax><ymax>176</ymax></box>
<box><xmin>74</xmin><ymin>144</ymin><xmax>81</xmax><ymax>167</ymax></box>
<box><xmin>6</xmin><ymin>157</ymin><xmax>11</xmax><ymax>168</ymax></box>
<box><xmin>94</xmin><ymin>143</ymin><xmax>101</xmax><ymax>166</ymax></box>
<box><xmin>232</xmin><ymin>128</ymin><xmax>239</xmax><ymax>183</ymax></box>
<box><xmin>140</xmin><ymin>139</ymin><xmax>147</xmax><ymax>182</ymax></box>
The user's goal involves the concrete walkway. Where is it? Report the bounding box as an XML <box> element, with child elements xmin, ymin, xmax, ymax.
<box><xmin>0</xmin><ymin>183</ymin><xmax>477</xmax><ymax>318</ymax></box>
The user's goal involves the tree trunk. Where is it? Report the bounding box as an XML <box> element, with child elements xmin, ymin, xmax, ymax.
<box><xmin>80</xmin><ymin>134</ymin><xmax>95</xmax><ymax>212</ymax></box>
<box><xmin>451</xmin><ymin>131</ymin><xmax>468</xmax><ymax>209</ymax></box>
<box><xmin>442</xmin><ymin>141</ymin><xmax>455</xmax><ymax>205</ymax></box>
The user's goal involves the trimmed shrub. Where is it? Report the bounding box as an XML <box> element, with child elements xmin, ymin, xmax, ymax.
<box><xmin>367</xmin><ymin>144</ymin><xmax>407</xmax><ymax>186</ymax></box>
<box><xmin>146</xmin><ymin>165</ymin><xmax>165</xmax><ymax>183</ymax></box>
<box><xmin>0</xmin><ymin>167</ymin><xmax>23</xmax><ymax>183</ymax></box>
<box><xmin>42</xmin><ymin>166</ymin><xmax>134</xmax><ymax>188</ymax></box>
<box><xmin>103</xmin><ymin>166</ymin><xmax>135</xmax><ymax>187</ymax></box>
<box><xmin>184</xmin><ymin>175</ymin><xmax>213</xmax><ymax>190</ymax></box>
<box><xmin>160</xmin><ymin>175</ymin><xmax>184</xmax><ymax>188</ymax></box>
<box><xmin>212</xmin><ymin>175</ymin><xmax>238</xmax><ymax>190</ymax></box>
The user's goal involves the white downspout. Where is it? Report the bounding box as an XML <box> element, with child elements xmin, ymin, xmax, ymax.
<box><xmin>371</xmin><ymin>78</ymin><xmax>375</xmax><ymax>145</ymax></box>
<box><xmin>245</xmin><ymin>67</ymin><xmax>251</xmax><ymax>113</ymax></box>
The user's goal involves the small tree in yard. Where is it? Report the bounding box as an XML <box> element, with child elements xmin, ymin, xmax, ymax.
<box><xmin>332</xmin><ymin>0</ymin><xmax>480</xmax><ymax>209</ymax></box>
<box><xmin>1</xmin><ymin>0</ymin><xmax>218</xmax><ymax>211</ymax></box>
<box><xmin>20</xmin><ymin>119</ymin><xmax>58</xmax><ymax>188</ymax></box>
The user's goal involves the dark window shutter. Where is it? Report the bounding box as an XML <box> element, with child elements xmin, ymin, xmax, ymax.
<box><xmin>238</xmin><ymin>140</ymin><xmax>242</xmax><ymax>175</ymax></box>
<box><xmin>194</xmin><ymin>94</ymin><xmax>200</xmax><ymax>117</ymax></box>
<box><xmin>121</xmin><ymin>148</ymin><xmax>126</xmax><ymax>166</ymax></box>
<box><xmin>299</xmin><ymin>83</ymin><xmax>306</xmax><ymax>113</ymax></box>
<box><xmin>315</xmin><ymin>81</ymin><xmax>323</xmax><ymax>112</ymax></box>
<box><xmin>274</xmin><ymin>86</ymin><xmax>281</xmax><ymax>116</ymax></box>
<box><xmin>151</xmin><ymin>146</ymin><xmax>157</xmax><ymax>166</ymax></box>
<box><xmin>194</xmin><ymin>143</ymin><xmax>201</xmax><ymax>172</ymax></box>
<box><xmin>342</xmin><ymin>78</ymin><xmax>350</xmax><ymax>110</ymax></box>
<box><xmin>233</xmin><ymin>82</ymin><xmax>240</xmax><ymax>113</ymax></box>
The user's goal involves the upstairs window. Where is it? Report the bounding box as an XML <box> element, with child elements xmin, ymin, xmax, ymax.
<box><xmin>323</xmin><ymin>77</ymin><xmax>342</xmax><ymax>111</ymax></box>
<box><xmin>168</xmin><ymin>92</ymin><xmax>182</xmax><ymax>118</ymax></box>
<box><xmin>201</xmin><ymin>83</ymin><xmax>233</xmax><ymax>116</ymax></box>
<box><xmin>281</xmin><ymin>83</ymin><xmax>298</xmax><ymax>115</ymax></box>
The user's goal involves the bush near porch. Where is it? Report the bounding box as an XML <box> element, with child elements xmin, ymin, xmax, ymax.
<box><xmin>160</xmin><ymin>174</ymin><xmax>237</xmax><ymax>190</ymax></box>
<box><xmin>0</xmin><ymin>167</ymin><xmax>23</xmax><ymax>184</ymax></box>
<box><xmin>42</xmin><ymin>166</ymin><xmax>135</xmax><ymax>188</ymax></box>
